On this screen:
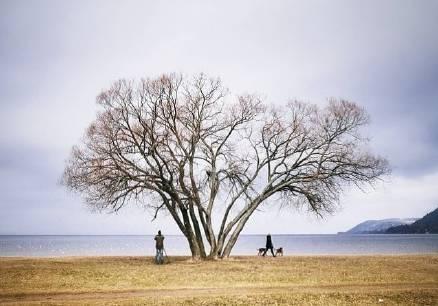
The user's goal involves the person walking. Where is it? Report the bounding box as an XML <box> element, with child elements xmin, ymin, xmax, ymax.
<box><xmin>262</xmin><ymin>233</ymin><xmax>276</xmax><ymax>257</ymax></box>
<box><xmin>154</xmin><ymin>230</ymin><xmax>165</xmax><ymax>264</ymax></box>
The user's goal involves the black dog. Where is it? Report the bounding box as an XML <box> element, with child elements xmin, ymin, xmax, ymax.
<box><xmin>257</xmin><ymin>248</ymin><xmax>266</xmax><ymax>256</ymax></box>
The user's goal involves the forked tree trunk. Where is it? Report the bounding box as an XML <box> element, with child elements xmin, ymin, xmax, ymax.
<box><xmin>169</xmin><ymin>195</ymin><xmax>264</xmax><ymax>259</ymax></box>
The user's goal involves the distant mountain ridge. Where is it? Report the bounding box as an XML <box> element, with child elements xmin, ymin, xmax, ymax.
<box><xmin>345</xmin><ymin>218</ymin><xmax>418</xmax><ymax>234</ymax></box>
<box><xmin>385</xmin><ymin>208</ymin><xmax>438</xmax><ymax>234</ymax></box>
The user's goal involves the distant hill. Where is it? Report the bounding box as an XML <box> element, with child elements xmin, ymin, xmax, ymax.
<box><xmin>385</xmin><ymin>208</ymin><xmax>438</xmax><ymax>234</ymax></box>
<box><xmin>344</xmin><ymin>218</ymin><xmax>418</xmax><ymax>234</ymax></box>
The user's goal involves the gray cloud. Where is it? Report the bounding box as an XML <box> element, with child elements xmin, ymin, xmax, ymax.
<box><xmin>1</xmin><ymin>0</ymin><xmax>437</xmax><ymax>234</ymax></box>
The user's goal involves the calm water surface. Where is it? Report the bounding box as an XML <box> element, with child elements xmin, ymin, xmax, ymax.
<box><xmin>1</xmin><ymin>234</ymin><xmax>437</xmax><ymax>257</ymax></box>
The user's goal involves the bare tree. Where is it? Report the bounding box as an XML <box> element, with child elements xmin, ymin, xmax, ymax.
<box><xmin>62</xmin><ymin>73</ymin><xmax>389</xmax><ymax>259</ymax></box>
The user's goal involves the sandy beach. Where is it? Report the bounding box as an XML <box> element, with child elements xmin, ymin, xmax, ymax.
<box><xmin>1</xmin><ymin>255</ymin><xmax>437</xmax><ymax>305</ymax></box>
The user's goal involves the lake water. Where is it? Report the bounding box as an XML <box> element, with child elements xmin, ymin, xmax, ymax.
<box><xmin>1</xmin><ymin>234</ymin><xmax>437</xmax><ymax>257</ymax></box>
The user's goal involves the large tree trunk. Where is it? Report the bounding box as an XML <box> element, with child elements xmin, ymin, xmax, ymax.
<box><xmin>186</xmin><ymin>233</ymin><xmax>202</xmax><ymax>259</ymax></box>
<box><xmin>220</xmin><ymin>200</ymin><xmax>262</xmax><ymax>258</ymax></box>
<box><xmin>188</xmin><ymin>203</ymin><xmax>207</xmax><ymax>258</ymax></box>
<box><xmin>179</xmin><ymin>207</ymin><xmax>203</xmax><ymax>259</ymax></box>
<box><xmin>220</xmin><ymin>220</ymin><xmax>246</xmax><ymax>258</ymax></box>
<box><xmin>198</xmin><ymin>209</ymin><xmax>217</xmax><ymax>258</ymax></box>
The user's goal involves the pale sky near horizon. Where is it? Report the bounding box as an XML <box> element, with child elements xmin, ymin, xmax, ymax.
<box><xmin>1</xmin><ymin>0</ymin><xmax>437</xmax><ymax>235</ymax></box>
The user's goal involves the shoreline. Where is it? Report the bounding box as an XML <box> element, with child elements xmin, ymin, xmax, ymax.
<box><xmin>1</xmin><ymin>253</ymin><xmax>438</xmax><ymax>259</ymax></box>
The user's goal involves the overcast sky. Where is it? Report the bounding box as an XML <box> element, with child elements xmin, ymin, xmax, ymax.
<box><xmin>1</xmin><ymin>0</ymin><xmax>437</xmax><ymax>235</ymax></box>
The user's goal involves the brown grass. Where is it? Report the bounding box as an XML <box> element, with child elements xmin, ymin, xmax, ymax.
<box><xmin>1</xmin><ymin>255</ymin><xmax>437</xmax><ymax>305</ymax></box>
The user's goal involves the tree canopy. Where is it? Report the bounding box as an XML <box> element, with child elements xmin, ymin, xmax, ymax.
<box><xmin>63</xmin><ymin>73</ymin><xmax>389</xmax><ymax>259</ymax></box>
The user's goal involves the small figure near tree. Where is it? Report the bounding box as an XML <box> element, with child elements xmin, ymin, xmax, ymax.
<box><xmin>154</xmin><ymin>230</ymin><xmax>165</xmax><ymax>264</ymax></box>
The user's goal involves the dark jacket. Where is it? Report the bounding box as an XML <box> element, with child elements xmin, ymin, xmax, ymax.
<box><xmin>154</xmin><ymin>234</ymin><xmax>164</xmax><ymax>250</ymax></box>
<box><xmin>265</xmin><ymin>234</ymin><xmax>273</xmax><ymax>248</ymax></box>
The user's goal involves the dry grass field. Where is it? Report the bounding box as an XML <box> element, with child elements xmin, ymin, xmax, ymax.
<box><xmin>0</xmin><ymin>255</ymin><xmax>437</xmax><ymax>305</ymax></box>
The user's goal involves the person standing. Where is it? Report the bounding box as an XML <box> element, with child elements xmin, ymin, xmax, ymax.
<box><xmin>262</xmin><ymin>233</ymin><xmax>276</xmax><ymax>257</ymax></box>
<box><xmin>154</xmin><ymin>230</ymin><xmax>165</xmax><ymax>264</ymax></box>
